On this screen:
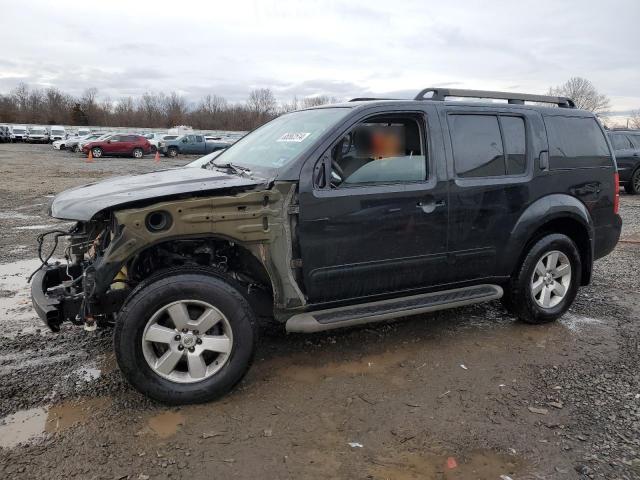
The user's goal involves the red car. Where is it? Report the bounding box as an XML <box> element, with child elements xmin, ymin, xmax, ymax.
<box><xmin>82</xmin><ymin>134</ymin><xmax>153</xmax><ymax>159</ymax></box>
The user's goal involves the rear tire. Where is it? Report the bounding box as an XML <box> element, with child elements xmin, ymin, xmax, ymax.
<box><xmin>624</xmin><ymin>168</ymin><xmax>640</xmax><ymax>194</ymax></box>
<box><xmin>132</xmin><ymin>148</ymin><xmax>144</xmax><ymax>159</ymax></box>
<box><xmin>71</xmin><ymin>145</ymin><xmax>79</xmax><ymax>153</ymax></box>
<box><xmin>503</xmin><ymin>234</ymin><xmax>581</xmax><ymax>324</ymax></box>
<box><xmin>114</xmin><ymin>270</ymin><xmax>257</xmax><ymax>404</ymax></box>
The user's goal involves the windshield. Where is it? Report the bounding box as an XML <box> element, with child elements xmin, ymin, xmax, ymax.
<box><xmin>51</xmin><ymin>129</ymin><xmax>64</xmax><ymax>134</ymax></box>
<box><xmin>214</xmin><ymin>108</ymin><xmax>350</xmax><ymax>169</ymax></box>
<box><xmin>30</xmin><ymin>128</ymin><xmax>45</xmax><ymax>134</ymax></box>
<box><xmin>14</xmin><ymin>128</ymin><xmax>26</xmax><ymax>133</ymax></box>
<box><xmin>163</xmin><ymin>135</ymin><xmax>178</xmax><ymax>140</ymax></box>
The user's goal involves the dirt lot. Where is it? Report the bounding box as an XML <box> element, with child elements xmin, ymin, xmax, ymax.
<box><xmin>0</xmin><ymin>142</ymin><xmax>639</xmax><ymax>479</ymax></box>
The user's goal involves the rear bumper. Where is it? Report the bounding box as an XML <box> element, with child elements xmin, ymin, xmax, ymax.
<box><xmin>594</xmin><ymin>214</ymin><xmax>622</xmax><ymax>260</ymax></box>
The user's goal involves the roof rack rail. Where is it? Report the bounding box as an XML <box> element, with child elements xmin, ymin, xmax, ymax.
<box><xmin>348</xmin><ymin>97</ymin><xmax>394</xmax><ymax>102</ymax></box>
<box><xmin>414</xmin><ymin>88</ymin><xmax>576</xmax><ymax>108</ymax></box>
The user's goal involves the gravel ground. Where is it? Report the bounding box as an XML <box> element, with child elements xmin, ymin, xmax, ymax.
<box><xmin>0</xmin><ymin>143</ymin><xmax>639</xmax><ymax>479</ymax></box>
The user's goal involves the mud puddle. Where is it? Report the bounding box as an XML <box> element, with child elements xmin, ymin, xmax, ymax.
<box><xmin>145</xmin><ymin>411</ymin><xmax>185</xmax><ymax>439</ymax></box>
<box><xmin>270</xmin><ymin>349</ymin><xmax>413</xmax><ymax>384</ymax></box>
<box><xmin>370</xmin><ymin>449</ymin><xmax>525</xmax><ymax>480</ymax></box>
<box><xmin>0</xmin><ymin>397</ymin><xmax>110</xmax><ymax>449</ymax></box>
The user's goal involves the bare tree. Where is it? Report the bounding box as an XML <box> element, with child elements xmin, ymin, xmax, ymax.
<box><xmin>300</xmin><ymin>95</ymin><xmax>339</xmax><ymax>108</ymax></box>
<box><xmin>548</xmin><ymin>77</ymin><xmax>611</xmax><ymax>114</ymax></box>
<box><xmin>247</xmin><ymin>88</ymin><xmax>276</xmax><ymax>116</ymax></box>
<box><xmin>630</xmin><ymin>110</ymin><xmax>640</xmax><ymax>130</ymax></box>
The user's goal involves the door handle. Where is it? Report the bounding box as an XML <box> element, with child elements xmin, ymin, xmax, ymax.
<box><xmin>417</xmin><ymin>199</ymin><xmax>445</xmax><ymax>214</ymax></box>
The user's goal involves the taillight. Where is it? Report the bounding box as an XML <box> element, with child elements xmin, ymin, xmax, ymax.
<box><xmin>613</xmin><ymin>172</ymin><xmax>620</xmax><ymax>214</ymax></box>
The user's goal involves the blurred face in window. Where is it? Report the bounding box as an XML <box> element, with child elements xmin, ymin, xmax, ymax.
<box><xmin>370</xmin><ymin>126</ymin><xmax>403</xmax><ymax>159</ymax></box>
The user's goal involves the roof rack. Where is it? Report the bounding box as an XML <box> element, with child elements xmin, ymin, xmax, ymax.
<box><xmin>349</xmin><ymin>97</ymin><xmax>400</xmax><ymax>102</ymax></box>
<box><xmin>414</xmin><ymin>88</ymin><xmax>576</xmax><ymax>108</ymax></box>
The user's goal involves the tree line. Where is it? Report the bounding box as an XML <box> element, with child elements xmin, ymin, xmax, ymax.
<box><xmin>0</xmin><ymin>76</ymin><xmax>633</xmax><ymax>130</ymax></box>
<box><xmin>0</xmin><ymin>83</ymin><xmax>337</xmax><ymax>131</ymax></box>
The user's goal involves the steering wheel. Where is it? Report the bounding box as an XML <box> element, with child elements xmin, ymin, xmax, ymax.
<box><xmin>331</xmin><ymin>159</ymin><xmax>345</xmax><ymax>185</ymax></box>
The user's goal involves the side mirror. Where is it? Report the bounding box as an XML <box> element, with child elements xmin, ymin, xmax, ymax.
<box><xmin>107</xmin><ymin>140</ymin><xmax>112</xmax><ymax>144</ymax></box>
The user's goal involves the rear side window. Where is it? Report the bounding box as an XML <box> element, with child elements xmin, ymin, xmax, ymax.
<box><xmin>501</xmin><ymin>116</ymin><xmax>526</xmax><ymax>175</ymax></box>
<box><xmin>629</xmin><ymin>134</ymin><xmax>640</xmax><ymax>149</ymax></box>
<box><xmin>449</xmin><ymin>114</ymin><xmax>527</xmax><ymax>178</ymax></box>
<box><xmin>544</xmin><ymin>116</ymin><xmax>611</xmax><ymax>169</ymax></box>
<box><xmin>610</xmin><ymin>134</ymin><xmax>633</xmax><ymax>150</ymax></box>
<box><xmin>450</xmin><ymin>115</ymin><xmax>504</xmax><ymax>178</ymax></box>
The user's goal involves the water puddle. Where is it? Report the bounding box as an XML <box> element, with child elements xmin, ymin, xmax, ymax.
<box><xmin>0</xmin><ymin>408</ymin><xmax>47</xmax><ymax>448</ymax></box>
<box><xmin>275</xmin><ymin>349</ymin><xmax>411</xmax><ymax>384</ymax></box>
<box><xmin>369</xmin><ymin>449</ymin><xmax>525</xmax><ymax>480</ymax></box>
<box><xmin>0</xmin><ymin>397</ymin><xmax>110</xmax><ymax>448</ymax></box>
<box><xmin>146</xmin><ymin>411</ymin><xmax>185</xmax><ymax>439</ymax></box>
<box><xmin>0</xmin><ymin>258</ymin><xmax>53</xmax><ymax>338</ymax></box>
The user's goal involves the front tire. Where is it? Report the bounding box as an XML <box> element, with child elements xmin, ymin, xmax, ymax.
<box><xmin>114</xmin><ymin>271</ymin><xmax>257</xmax><ymax>404</ymax></box>
<box><xmin>91</xmin><ymin>147</ymin><xmax>103</xmax><ymax>158</ymax></box>
<box><xmin>624</xmin><ymin>168</ymin><xmax>640</xmax><ymax>195</ymax></box>
<box><xmin>503</xmin><ymin>234</ymin><xmax>581</xmax><ymax>324</ymax></box>
<box><xmin>166</xmin><ymin>147</ymin><xmax>178</xmax><ymax>158</ymax></box>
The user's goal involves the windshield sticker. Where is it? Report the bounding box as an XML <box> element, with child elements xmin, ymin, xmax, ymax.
<box><xmin>277</xmin><ymin>132</ymin><xmax>311</xmax><ymax>143</ymax></box>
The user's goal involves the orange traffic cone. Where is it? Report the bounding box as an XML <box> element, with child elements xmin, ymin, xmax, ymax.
<box><xmin>154</xmin><ymin>150</ymin><xmax>160</xmax><ymax>163</ymax></box>
<box><xmin>86</xmin><ymin>149</ymin><xmax>93</xmax><ymax>163</ymax></box>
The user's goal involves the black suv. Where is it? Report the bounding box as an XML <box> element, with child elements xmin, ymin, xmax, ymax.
<box><xmin>0</xmin><ymin>125</ymin><xmax>9</xmax><ymax>143</ymax></box>
<box><xmin>608</xmin><ymin>129</ymin><xmax>640</xmax><ymax>194</ymax></box>
<box><xmin>31</xmin><ymin>88</ymin><xmax>622</xmax><ymax>404</ymax></box>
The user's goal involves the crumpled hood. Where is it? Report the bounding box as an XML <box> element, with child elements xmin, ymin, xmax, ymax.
<box><xmin>50</xmin><ymin>167</ymin><xmax>264</xmax><ymax>221</ymax></box>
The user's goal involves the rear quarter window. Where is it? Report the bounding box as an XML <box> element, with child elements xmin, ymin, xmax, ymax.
<box><xmin>544</xmin><ymin>116</ymin><xmax>612</xmax><ymax>169</ymax></box>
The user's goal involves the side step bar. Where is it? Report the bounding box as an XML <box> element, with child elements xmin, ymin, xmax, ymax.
<box><xmin>286</xmin><ymin>284</ymin><xmax>503</xmax><ymax>333</ymax></box>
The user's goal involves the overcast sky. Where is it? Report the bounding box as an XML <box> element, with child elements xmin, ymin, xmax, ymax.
<box><xmin>1</xmin><ymin>0</ymin><xmax>638</xmax><ymax>113</ymax></box>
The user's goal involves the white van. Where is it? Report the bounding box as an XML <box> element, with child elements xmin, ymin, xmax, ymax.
<box><xmin>49</xmin><ymin>126</ymin><xmax>67</xmax><ymax>142</ymax></box>
<box><xmin>10</xmin><ymin>125</ymin><xmax>27</xmax><ymax>142</ymax></box>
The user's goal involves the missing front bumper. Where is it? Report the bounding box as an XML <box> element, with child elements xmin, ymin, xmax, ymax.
<box><xmin>31</xmin><ymin>264</ymin><xmax>82</xmax><ymax>332</ymax></box>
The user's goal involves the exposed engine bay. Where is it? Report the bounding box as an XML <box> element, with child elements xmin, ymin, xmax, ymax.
<box><xmin>32</xmin><ymin>212</ymin><xmax>273</xmax><ymax>332</ymax></box>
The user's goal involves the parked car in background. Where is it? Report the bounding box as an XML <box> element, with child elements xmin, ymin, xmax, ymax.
<box><xmin>78</xmin><ymin>133</ymin><xmax>110</xmax><ymax>152</ymax></box>
<box><xmin>160</xmin><ymin>134</ymin><xmax>228</xmax><ymax>157</ymax></box>
<box><xmin>82</xmin><ymin>134</ymin><xmax>153</xmax><ymax>159</ymax></box>
<box><xmin>204</xmin><ymin>135</ymin><xmax>233</xmax><ymax>151</ymax></box>
<box><xmin>49</xmin><ymin>126</ymin><xmax>67</xmax><ymax>142</ymax></box>
<box><xmin>141</xmin><ymin>133</ymin><xmax>173</xmax><ymax>152</ymax></box>
<box><xmin>66</xmin><ymin>133</ymin><xmax>104</xmax><ymax>152</ymax></box>
<box><xmin>0</xmin><ymin>125</ymin><xmax>10</xmax><ymax>143</ymax></box>
<box><xmin>77</xmin><ymin>128</ymin><xmax>91</xmax><ymax>137</ymax></box>
<box><xmin>26</xmin><ymin>126</ymin><xmax>50</xmax><ymax>143</ymax></box>
<box><xmin>608</xmin><ymin>129</ymin><xmax>640</xmax><ymax>194</ymax></box>
<box><xmin>10</xmin><ymin>125</ymin><xmax>28</xmax><ymax>142</ymax></box>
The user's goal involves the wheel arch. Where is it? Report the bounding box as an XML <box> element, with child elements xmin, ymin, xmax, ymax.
<box><xmin>500</xmin><ymin>194</ymin><xmax>594</xmax><ymax>286</ymax></box>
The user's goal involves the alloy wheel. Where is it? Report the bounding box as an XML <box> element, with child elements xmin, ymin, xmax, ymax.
<box><xmin>530</xmin><ymin>250</ymin><xmax>572</xmax><ymax>309</ymax></box>
<box><xmin>141</xmin><ymin>300</ymin><xmax>233</xmax><ymax>383</ymax></box>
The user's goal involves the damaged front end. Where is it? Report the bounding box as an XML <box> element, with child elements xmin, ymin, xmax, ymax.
<box><xmin>31</xmin><ymin>215</ymin><xmax>131</xmax><ymax>332</ymax></box>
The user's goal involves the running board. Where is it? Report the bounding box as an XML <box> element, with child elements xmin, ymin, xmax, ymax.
<box><xmin>286</xmin><ymin>284</ymin><xmax>503</xmax><ymax>333</ymax></box>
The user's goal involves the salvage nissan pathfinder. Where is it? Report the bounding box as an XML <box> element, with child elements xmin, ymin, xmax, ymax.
<box><xmin>31</xmin><ymin>88</ymin><xmax>622</xmax><ymax>404</ymax></box>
